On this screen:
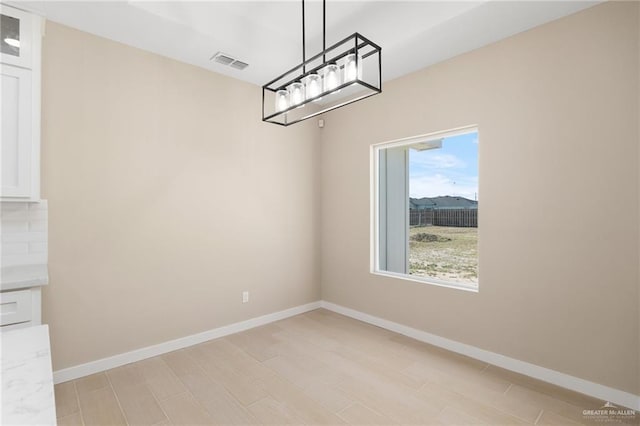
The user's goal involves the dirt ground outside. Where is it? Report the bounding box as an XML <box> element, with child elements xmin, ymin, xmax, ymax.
<box><xmin>409</xmin><ymin>226</ymin><xmax>478</xmax><ymax>285</ymax></box>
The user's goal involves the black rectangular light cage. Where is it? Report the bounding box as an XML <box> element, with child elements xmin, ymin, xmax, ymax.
<box><xmin>262</xmin><ymin>33</ymin><xmax>382</xmax><ymax>126</ymax></box>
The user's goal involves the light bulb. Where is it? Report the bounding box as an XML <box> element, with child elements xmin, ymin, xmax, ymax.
<box><xmin>4</xmin><ymin>38</ymin><xmax>19</xmax><ymax>48</ymax></box>
<box><xmin>344</xmin><ymin>53</ymin><xmax>357</xmax><ymax>83</ymax></box>
<box><xmin>288</xmin><ymin>82</ymin><xmax>305</xmax><ymax>106</ymax></box>
<box><xmin>321</xmin><ymin>64</ymin><xmax>340</xmax><ymax>92</ymax></box>
<box><xmin>275</xmin><ymin>89</ymin><xmax>289</xmax><ymax>112</ymax></box>
<box><xmin>302</xmin><ymin>73</ymin><xmax>322</xmax><ymax>101</ymax></box>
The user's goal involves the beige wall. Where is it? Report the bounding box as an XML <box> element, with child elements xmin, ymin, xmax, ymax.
<box><xmin>41</xmin><ymin>23</ymin><xmax>321</xmax><ymax>370</ymax></box>
<box><xmin>320</xmin><ymin>1</ymin><xmax>640</xmax><ymax>395</ymax></box>
<box><xmin>41</xmin><ymin>1</ymin><xmax>639</xmax><ymax>396</ymax></box>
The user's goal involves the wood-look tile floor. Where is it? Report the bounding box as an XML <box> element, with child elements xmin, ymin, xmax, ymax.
<box><xmin>54</xmin><ymin>309</ymin><xmax>636</xmax><ymax>426</ymax></box>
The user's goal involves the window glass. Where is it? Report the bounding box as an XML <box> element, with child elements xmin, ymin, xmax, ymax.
<box><xmin>374</xmin><ymin>128</ymin><xmax>479</xmax><ymax>290</ymax></box>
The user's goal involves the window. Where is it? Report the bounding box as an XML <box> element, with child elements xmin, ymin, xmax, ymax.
<box><xmin>372</xmin><ymin>126</ymin><xmax>479</xmax><ymax>291</ymax></box>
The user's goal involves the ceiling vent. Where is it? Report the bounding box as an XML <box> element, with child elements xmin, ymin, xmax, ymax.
<box><xmin>210</xmin><ymin>52</ymin><xmax>249</xmax><ymax>71</ymax></box>
<box><xmin>229</xmin><ymin>60</ymin><xmax>249</xmax><ymax>70</ymax></box>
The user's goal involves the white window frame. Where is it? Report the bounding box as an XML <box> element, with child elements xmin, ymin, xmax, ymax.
<box><xmin>370</xmin><ymin>125</ymin><xmax>479</xmax><ymax>293</ymax></box>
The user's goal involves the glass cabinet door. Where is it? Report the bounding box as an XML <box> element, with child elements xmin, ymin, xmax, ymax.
<box><xmin>0</xmin><ymin>5</ymin><xmax>33</xmax><ymax>68</ymax></box>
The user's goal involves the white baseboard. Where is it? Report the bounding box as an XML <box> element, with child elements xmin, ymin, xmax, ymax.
<box><xmin>53</xmin><ymin>299</ymin><xmax>639</xmax><ymax>411</ymax></box>
<box><xmin>53</xmin><ymin>301</ymin><xmax>321</xmax><ymax>384</ymax></box>
<box><xmin>320</xmin><ymin>301</ymin><xmax>640</xmax><ymax>411</ymax></box>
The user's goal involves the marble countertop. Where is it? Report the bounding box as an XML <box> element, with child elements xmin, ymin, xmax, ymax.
<box><xmin>1</xmin><ymin>325</ymin><xmax>56</xmax><ymax>425</ymax></box>
<box><xmin>0</xmin><ymin>264</ymin><xmax>49</xmax><ymax>292</ymax></box>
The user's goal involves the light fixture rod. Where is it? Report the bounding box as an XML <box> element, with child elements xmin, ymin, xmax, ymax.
<box><xmin>323</xmin><ymin>0</ymin><xmax>326</xmax><ymax>63</ymax></box>
<box><xmin>302</xmin><ymin>0</ymin><xmax>306</xmax><ymax>73</ymax></box>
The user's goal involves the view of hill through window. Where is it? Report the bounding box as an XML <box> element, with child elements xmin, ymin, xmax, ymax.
<box><xmin>408</xmin><ymin>131</ymin><xmax>478</xmax><ymax>285</ymax></box>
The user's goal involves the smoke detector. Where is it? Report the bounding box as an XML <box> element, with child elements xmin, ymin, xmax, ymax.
<box><xmin>210</xmin><ymin>52</ymin><xmax>249</xmax><ymax>70</ymax></box>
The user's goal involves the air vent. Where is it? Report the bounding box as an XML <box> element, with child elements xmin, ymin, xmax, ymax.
<box><xmin>229</xmin><ymin>60</ymin><xmax>249</xmax><ymax>70</ymax></box>
<box><xmin>210</xmin><ymin>52</ymin><xmax>249</xmax><ymax>71</ymax></box>
<box><xmin>213</xmin><ymin>53</ymin><xmax>234</xmax><ymax>65</ymax></box>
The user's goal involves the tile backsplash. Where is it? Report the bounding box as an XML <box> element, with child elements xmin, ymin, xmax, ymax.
<box><xmin>1</xmin><ymin>201</ymin><xmax>48</xmax><ymax>267</ymax></box>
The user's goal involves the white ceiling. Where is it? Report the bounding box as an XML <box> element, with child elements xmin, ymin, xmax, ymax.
<box><xmin>15</xmin><ymin>1</ymin><xmax>599</xmax><ymax>86</ymax></box>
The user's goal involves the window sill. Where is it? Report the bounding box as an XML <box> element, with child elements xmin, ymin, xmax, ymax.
<box><xmin>371</xmin><ymin>269</ymin><xmax>479</xmax><ymax>293</ymax></box>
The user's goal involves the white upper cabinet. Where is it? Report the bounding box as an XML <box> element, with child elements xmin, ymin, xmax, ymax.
<box><xmin>0</xmin><ymin>4</ymin><xmax>43</xmax><ymax>201</ymax></box>
<box><xmin>0</xmin><ymin>5</ymin><xmax>34</xmax><ymax>69</ymax></box>
<box><xmin>1</xmin><ymin>65</ymin><xmax>32</xmax><ymax>197</ymax></box>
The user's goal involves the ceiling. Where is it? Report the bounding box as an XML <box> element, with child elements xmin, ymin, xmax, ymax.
<box><xmin>16</xmin><ymin>1</ymin><xmax>599</xmax><ymax>86</ymax></box>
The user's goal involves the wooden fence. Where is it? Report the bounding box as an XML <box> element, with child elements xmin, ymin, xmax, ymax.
<box><xmin>410</xmin><ymin>208</ymin><xmax>477</xmax><ymax>227</ymax></box>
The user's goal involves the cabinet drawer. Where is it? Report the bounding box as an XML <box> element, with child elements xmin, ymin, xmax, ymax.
<box><xmin>0</xmin><ymin>289</ymin><xmax>31</xmax><ymax>326</ymax></box>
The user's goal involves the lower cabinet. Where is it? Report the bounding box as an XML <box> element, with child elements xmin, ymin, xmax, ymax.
<box><xmin>0</xmin><ymin>287</ymin><xmax>41</xmax><ymax>331</ymax></box>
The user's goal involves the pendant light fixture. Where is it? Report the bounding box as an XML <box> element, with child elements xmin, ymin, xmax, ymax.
<box><xmin>262</xmin><ymin>0</ymin><xmax>382</xmax><ymax>126</ymax></box>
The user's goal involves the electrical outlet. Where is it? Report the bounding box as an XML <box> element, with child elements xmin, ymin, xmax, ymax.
<box><xmin>242</xmin><ymin>291</ymin><xmax>249</xmax><ymax>303</ymax></box>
